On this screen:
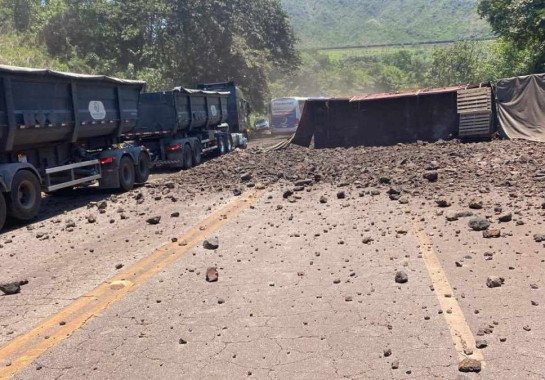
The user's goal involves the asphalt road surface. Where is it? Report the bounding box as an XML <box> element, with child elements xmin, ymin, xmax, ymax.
<box><xmin>1</xmin><ymin>137</ymin><xmax>545</xmax><ymax>379</ymax></box>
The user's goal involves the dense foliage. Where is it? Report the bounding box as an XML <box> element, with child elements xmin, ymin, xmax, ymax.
<box><xmin>478</xmin><ymin>0</ymin><xmax>545</xmax><ymax>73</ymax></box>
<box><xmin>0</xmin><ymin>0</ymin><xmax>299</xmax><ymax>111</ymax></box>
<box><xmin>281</xmin><ymin>0</ymin><xmax>492</xmax><ymax>48</ymax></box>
<box><xmin>272</xmin><ymin>0</ymin><xmax>545</xmax><ymax>99</ymax></box>
<box><xmin>1</xmin><ymin>0</ymin><xmax>545</xmax><ymax>106</ymax></box>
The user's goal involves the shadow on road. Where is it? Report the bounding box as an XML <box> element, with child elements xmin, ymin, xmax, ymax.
<box><xmin>1</xmin><ymin>187</ymin><xmax>121</xmax><ymax>234</ymax></box>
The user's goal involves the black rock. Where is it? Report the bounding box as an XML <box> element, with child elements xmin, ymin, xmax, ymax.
<box><xmin>387</xmin><ymin>187</ymin><xmax>401</xmax><ymax>195</ymax></box>
<box><xmin>146</xmin><ymin>216</ymin><xmax>161</xmax><ymax>225</ymax></box>
<box><xmin>240</xmin><ymin>173</ymin><xmax>252</xmax><ymax>182</ymax></box>
<box><xmin>423</xmin><ymin>171</ymin><xmax>439</xmax><ymax>182</ymax></box>
<box><xmin>379</xmin><ymin>176</ymin><xmax>391</xmax><ymax>184</ymax></box>
<box><xmin>283</xmin><ymin>190</ymin><xmax>294</xmax><ymax>199</ymax></box>
<box><xmin>469</xmin><ymin>217</ymin><xmax>491</xmax><ymax>231</ymax></box>
<box><xmin>534</xmin><ymin>234</ymin><xmax>545</xmax><ymax>243</ymax></box>
<box><xmin>0</xmin><ymin>282</ymin><xmax>21</xmax><ymax>295</ymax></box>
<box><xmin>486</xmin><ymin>276</ymin><xmax>504</xmax><ymax>288</ymax></box>
<box><xmin>395</xmin><ymin>271</ymin><xmax>408</xmax><ymax>284</ymax></box>
<box><xmin>459</xmin><ymin>359</ymin><xmax>482</xmax><ymax>373</ymax></box>
<box><xmin>203</xmin><ymin>236</ymin><xmax>219</xmax><ymax>250</ymax></box>
<box><xmin>436</xmin><ymin>199</ymin><xmax>451</xmax><ymax>208</ymax></box>
<box><xmin>469</xmin><ymin>200</ymin><xmax>483</xmax><ymax>210</ymax></box>
<box><xmin>498</xmin><ymin>213</ymin><xmax>512</xmax><ymax>223</ymax></box>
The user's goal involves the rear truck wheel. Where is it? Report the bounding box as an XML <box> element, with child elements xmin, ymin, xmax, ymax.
<box><xmin>0</xmin><ymin>192</ymin><xmax>6</xmax><ymax>231</ymax></box>
<box><xmin>135</xmin><ymin>152</ymin><xmax>151</xmax><ymax>184</ymax></box>
<box><xmin>6</xmin><ymin>170</ymin><xmax>42</xmax><ymax>222</ymax></box>
<box><xmin>193</xmin><ymin>141</ymin><xmax>202</xmax><ymax>166</ymax></box>
<box><xmin>118</xmin><ymin>156</ymin><xmax>136</xmax><ymax>192</ymax></box>
<box><xmin>182</xmin><ymin>144</ymin><xmax>193</xmax><ymax>170</ymax></box>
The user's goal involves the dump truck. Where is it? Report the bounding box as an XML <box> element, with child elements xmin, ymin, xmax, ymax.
<box><xmin>197</xmin><ymin>82</ymin><xmax>250</xmax><ymax>137</ymax></box>
<box><xmin>126</xmin><ymin>86</ymin><xmax>247</xmax><ymax>169</ymax></box>
<box><xmin>0</xmin><ymin>65</ymin><xmax>149</xmax><ymax>231</ymax></box>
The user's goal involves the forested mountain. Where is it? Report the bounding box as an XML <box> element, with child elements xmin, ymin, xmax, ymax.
<box><xmin>281</xmin><ymin>0</ymin><xmax>492</xmax><ymax>48</ymax></box>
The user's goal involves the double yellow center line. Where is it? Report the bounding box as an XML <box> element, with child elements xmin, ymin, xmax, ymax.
<box><xmin>0</xmin><ymin>189</ymin><xmax>262</xmax><ymax>378</ymax></box>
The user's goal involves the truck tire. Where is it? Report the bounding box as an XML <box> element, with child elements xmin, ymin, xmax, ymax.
<box><xmin>193</xmin><ymin>141</ymin><xmax>202</xmax><ymax>166</ymax></box>
<box><xmin>182</xmin><ymin>144</ymin><xmax>193</xmax><ymax>170</ymax></box>
<box><xmin>118</xmin><ymin>156</ymin><xmax>136</xmax><ymax>192</ymax></box>
<box><xmin>135</xmin><ymin>152</ymin><xmax>151</xmax><ymax>184</ymax></box>
<box><xmin>0</xmin><ymin>192</ymin><xmax>6</xmax><ymax>231</ymax></box>
<box><xmin>6</xmin><ymin>170</ymin><xmax>42</xmax><ymax>222</ymax></box>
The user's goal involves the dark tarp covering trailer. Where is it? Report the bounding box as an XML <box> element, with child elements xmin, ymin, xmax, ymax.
<box><xmin>197</xmin><ymin>82</ymin><xmax>250</xmax><ymax>136</ymax></box>
<box><xmin>294</xmin><ymin>86</ymin><xmax>465</xmax><ymax>149</ymax></box>
<box><xmin>134</xmin><ymin>87</ymin><xmax>229</xmax><ymax>136</ymax></box>
<box><xmin>0</xmin><ymin>65</ymin><xmax>144</xmax><ymax>152</ymax></box>
<box><xmin>495</xmin><ymin>73</ymin><xmax>545</xmax><ymax>142</ymax></box>
<box><xmin>0</xmin><ymin>65</ymin><xmax>148</xmax><ymax>231</ymax></box>
<box><xmin>130</xmin><ymin>87</ymin><xmax>244</xmax><ymax>169</ymax></box>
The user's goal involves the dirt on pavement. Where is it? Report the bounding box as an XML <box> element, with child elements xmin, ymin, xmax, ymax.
<box><xmin>2</xmin><ymin>137</ymin><xmax>545</xmax><ymax>379</ymax></box>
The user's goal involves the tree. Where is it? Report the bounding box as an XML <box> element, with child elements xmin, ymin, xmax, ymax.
<box><xmin>426</xmin><ymin>41</ymin><xmax>493</xmax><ymax>86</ymax></box>
<box><xmin>33</xmin><ymin>0</ymin><xmax>299</xmax><ymax>110</ymax></box>
<box><xmin>478</xmin><ymin>0</ymin><xmax>545</xmax><ymax>72</ymax></box>
<box><xmin>0</xmin><ymin>0</ymin><xmax>40</xmax><ymax>32</ymax></box>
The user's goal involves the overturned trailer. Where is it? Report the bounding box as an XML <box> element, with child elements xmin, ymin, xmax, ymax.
<box><xmin>294</xmin><ymin>85</ymin><xmax>493</xmax><ymax>148</ymax></box>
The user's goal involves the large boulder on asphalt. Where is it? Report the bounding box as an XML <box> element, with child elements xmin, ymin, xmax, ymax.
<box><xmin>486</xmin><ymin>276</ymin><xmax>505</xmax><ymax>288</ymax></box>
<box><xmin>459</xmin><ymin>358</ymin><xmax>482</xmax><ymax>373</ymax></box>
<box><xmin>469</xmin><ymin>217</ymin><xmax>491</xmax><ymax>231</ymax></box>
<box><xmin>395</xmin><ymin>271</ymin><xmax>408</xmax><ymax>284</ymax></box>
<box><xmin>203</xmin><ymin>236</ymin><xmax>219</xmax><ymax>250</ymax></box>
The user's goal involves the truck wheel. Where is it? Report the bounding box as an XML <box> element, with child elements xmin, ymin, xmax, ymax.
<box><xmin>193</xmin><ymin>142</ymin><xmax>202</xmax><ymax>166</ymax></box>
<box><xmin>0</xmin><ymin>193</ymin><xmax>6</xmax><ymax>231</ymax></box>
<box><xmin>7</xmin><ymin>170</ymin><xmax>42</xmax><ymax>221</ymax></box>
<box><xmin>182</xmin><ymin>144</ymin><xmax>193</xmax><ymax>170</ymax></box>
<box><xmin>118</xmin><ymin>156</ymin><xmax>136</xmax><ymax>192</ymax></box>
<box><xmin>135</xmin><ymin>152</ymin><xmax>151</xmax><ymax>184</ymax></box>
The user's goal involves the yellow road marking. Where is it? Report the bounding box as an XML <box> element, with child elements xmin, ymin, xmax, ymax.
<box><xmin>0</xmin><ymin>189</ymin><xmax>263</xmax><ymax>378</ymax></box>
<box><xmin>412</xmin><ymin>221</ymin><xmax>485</xmax><ymax>366</ymax></box>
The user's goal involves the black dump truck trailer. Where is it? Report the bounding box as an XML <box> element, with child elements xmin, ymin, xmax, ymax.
<box><xmin>127</xmin><ymin>86</ymin><xmax>248</xmax><ymax>169</ymax></box>
<box><xmin>197</xmin><ymin>82</ymin><xmax>250</xmax><ymax>136</ymax></box>
<box><xmin>0</xmin><ymin>65</ymin><xmax>149</xmax><ymax>231</ymax></box>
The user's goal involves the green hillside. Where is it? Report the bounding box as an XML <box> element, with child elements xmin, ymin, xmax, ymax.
<box><xmin>281</xmin><ymin>0</ymin><xmax>492</xmax><ymax>48</ymax></box>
